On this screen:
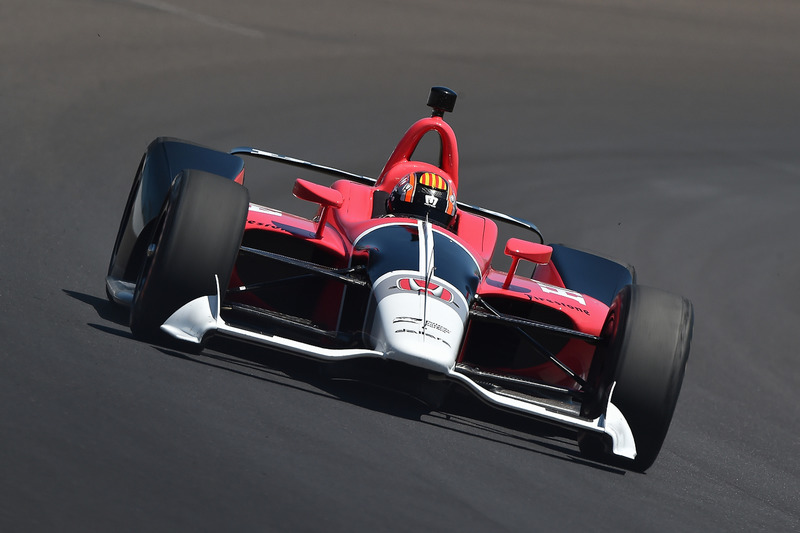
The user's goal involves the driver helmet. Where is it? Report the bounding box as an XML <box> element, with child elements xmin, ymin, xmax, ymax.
<box><xmin>386</xmin><ymin>171</ymin><xmax>457</xmax><ymax>227</ymax></box>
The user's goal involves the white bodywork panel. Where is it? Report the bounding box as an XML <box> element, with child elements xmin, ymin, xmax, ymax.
<box><xmin>364</xmin><ymin>271</ymin><xmax>468</xmax><ymax>373</ymax></box>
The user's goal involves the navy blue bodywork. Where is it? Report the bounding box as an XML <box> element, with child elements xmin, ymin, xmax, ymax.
<box><xmin>549</xmin><ymin>244</ymin><xmax>635</xmax><ymax>306</ymax></box>
<box><xmin>107</xmin><ymin>138</ymin><xmax>245</xmax><ymax>283</ymax></box>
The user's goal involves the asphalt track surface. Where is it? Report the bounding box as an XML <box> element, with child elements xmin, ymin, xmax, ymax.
<box><xmin>2</xmin><ymin>1</ymin><xmax>799</xmax><ymax>531</ymax></box>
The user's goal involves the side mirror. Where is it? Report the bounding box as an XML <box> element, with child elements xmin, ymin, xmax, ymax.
<box><xmin>293</xmin><ymin>179</ymin><xmax>344</xmax><ymax>238</ymax></box>
<box><xmin>503</xmin><ymin>238</ymin><xmax>553</xmax><ymax>289</ymax></box>
<box><xmin>293</xmin><ymin>178</ymin><xmax>344</xmax><ymax>208</ymax></box>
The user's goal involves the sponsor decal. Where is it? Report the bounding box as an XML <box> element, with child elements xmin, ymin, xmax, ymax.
<box><xmin>393</xmin><ymin>327</ymin><xmax>452</xmax><ymax>348</ymax></box>
<box><xmin>247</xmin><ymin>219</ymin><xmax>287</xmax><ymax>233</ymax></box>
<box><xmin>530</xmin><ymin>280</ymin><xmax>590</xmax><ymax>315</ymax></box>
<box><xmin>531</xmin><ymin>295</ymin><xmax>591</xmax><ymax>316</ymax></box>
<box><xmin>424</xmin><ymin>193</ymin><xmax>439</xmax><ymax>207</ymax></box>
<box><xmin>397</xmin><ymin>278</ymin><xmax>454</xmax><ymax>302</ymax></box>
<box><xmin>392</xmin><ymin>316</ymin><xmax>451</xmax><ymax>335</ymax></box>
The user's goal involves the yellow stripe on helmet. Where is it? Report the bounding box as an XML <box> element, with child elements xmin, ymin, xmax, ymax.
<box><xmin>418</xmin><ymin>172</ymin><xmax>447</xmax><ymax>191</ymax></box>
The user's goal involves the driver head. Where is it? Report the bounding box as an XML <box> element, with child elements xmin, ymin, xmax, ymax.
<box><xmin>386</xmin><ymin>171</ymin><xmax>457</xmax><ymax>227</ymax></box>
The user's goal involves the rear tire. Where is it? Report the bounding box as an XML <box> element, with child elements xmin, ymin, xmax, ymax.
<box><xmin>130</xmin><ymin>169</ymin><xmax>249</xmax><ymax>343</ymax></box>
<box><xmin>578</xmin><ymin>284</ymin><xmax>693</xmax><ymax>471</ymax></box>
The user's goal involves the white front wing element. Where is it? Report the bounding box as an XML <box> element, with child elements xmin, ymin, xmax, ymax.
<box><xmin>160</xmin><ymin>276</ymin><xmax>384</xmax><ymax>361</ymax></box>
<box><xmin>446</xmin><ymin>372</ymin><xmax>637</xmax><ymax>459</ymax></box>
<box><xmin>160</xmin><ymin>277</ymin><xmax>221</xmax><ymax>343</ymax></box>
<box><xmin>160</xmin><ymin>276</ymin><xmax>635</xmax><ymax>460</ymax></box>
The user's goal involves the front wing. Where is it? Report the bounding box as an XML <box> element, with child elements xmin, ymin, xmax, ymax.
<box><xmin>160</xmin><ymin>276</ymin><xmax>637</xmax><ymax>461</ymax></box>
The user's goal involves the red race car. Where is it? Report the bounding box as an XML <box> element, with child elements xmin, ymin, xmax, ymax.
<box><xmin>106</xmin><ymin>87</ymin><xmax>693</xmax><ymax>471</ymax></box>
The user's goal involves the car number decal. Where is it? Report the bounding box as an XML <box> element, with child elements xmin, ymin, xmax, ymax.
<box><xmin>533</xmin><ymin>280</ymin><xmax>586</xmax><ymax>306</ymax></box>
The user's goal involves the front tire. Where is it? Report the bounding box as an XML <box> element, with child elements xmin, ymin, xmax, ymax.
<box><xmin>579</xmin><ymin>284</ymin><xmax>694</xmax><ymax>471</ymax></box>
<box><xmin>130</xmin><ymin>169</ymin><xmax>249</xmax><ymax>343</ymax></box>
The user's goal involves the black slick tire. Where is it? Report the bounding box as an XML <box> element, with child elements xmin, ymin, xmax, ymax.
<box><xmin>129</xmin><ymin>169</ymin><xmax>249</xmax><ymax>344</ymax></box>
<box><xmin>578</xmin><ymin>284</ymin><xmax>693</xmax><ymax>471</ymax></box>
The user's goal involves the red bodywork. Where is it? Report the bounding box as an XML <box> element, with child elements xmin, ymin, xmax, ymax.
<box><xmin>233</xmin><ymin>114</ymin><xmax>608</xmax><ymax>390</ymax></box>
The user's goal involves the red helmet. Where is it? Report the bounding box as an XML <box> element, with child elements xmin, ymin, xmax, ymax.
<box><xmin>386</xmin><ymin>172</ymin><xmax>457</xmax><ymax>227</ymax></box>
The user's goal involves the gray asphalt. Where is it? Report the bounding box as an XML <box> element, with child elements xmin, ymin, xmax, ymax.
<box><xmin>2</xmin><ymin>1</ymin><xmax>799</xmax><ymax>531</ymax></box>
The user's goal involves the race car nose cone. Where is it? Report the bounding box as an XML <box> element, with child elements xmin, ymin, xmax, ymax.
<box><xmin>366</xmin><ymin>273</ymin><xmax>468</xmax><ymax>373</ymax></box>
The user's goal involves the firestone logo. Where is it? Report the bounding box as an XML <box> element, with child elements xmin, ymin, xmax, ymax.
<box><xmin>397</xmin><ymin>278</ymin><xmax>454</xmax><ymax>302</ymax></box>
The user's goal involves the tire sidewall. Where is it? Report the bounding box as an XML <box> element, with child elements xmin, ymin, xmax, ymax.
<box><xmin>130</xmin><ymin>170</ymin><xmax>248</xmax><ymax>341</ymax></box>
<box><xmin>580</xmin><ymin>284</ymin><xmax>693</xmax><ymax>471</ymax></box>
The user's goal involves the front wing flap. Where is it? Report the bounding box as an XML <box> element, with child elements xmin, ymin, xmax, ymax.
<box><xmin>160</xmin><ymin>276</ymin><xmax>636</xmax><ymax>460</ymax></box>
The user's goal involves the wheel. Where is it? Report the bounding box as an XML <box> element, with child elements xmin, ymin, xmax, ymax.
<box><xmin>578</xmin><ymin>284</ymin><xmax>693</xmax><ymax>471</ymax></box>
<box><xmin>130</xmin><ymin>169</ymin><xmax>249</xmax><ymax>343</ymax></box>
<box><xmin>107</xmin><ymin>138</ymin><xmax>247</xmax><ymax>304</ymax></box>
